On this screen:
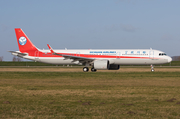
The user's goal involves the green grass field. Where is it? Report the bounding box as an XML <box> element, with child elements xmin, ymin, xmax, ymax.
<box><xmin>0</xmin><ymin>71</ymin><xmax>180</xmax><ymax>118</ymax></box>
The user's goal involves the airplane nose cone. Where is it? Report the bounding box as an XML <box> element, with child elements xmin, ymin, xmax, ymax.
<box><xmin>168</xmin><ymin>57</ymin><xmax>172</xmax><ymax>63</ymax></box>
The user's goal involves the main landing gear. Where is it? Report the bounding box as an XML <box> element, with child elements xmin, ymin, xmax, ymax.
<box><xmin>91</xmin><ymin>68</ymin><xmax>97</xmax><ymax>72</ymax></box>
<box><xmin>151</xmin><ymin>64</ymin><xmax>155</xmax><ymax>72</ymax></box>
<box><xmin>83</xmin><ymin>67</ymin><xmax>89</xmax><ymax>72</ymax></box>
<box><xmin>83</xmin><ymin>67</ymin><xmax>97</xmax><ymax>72</ymax></box>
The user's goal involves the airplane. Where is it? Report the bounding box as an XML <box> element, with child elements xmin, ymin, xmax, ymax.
<box><xmin>9</xmin><ymin>28</ymin><xmax>172</xmax><ymax>72</ymax></box>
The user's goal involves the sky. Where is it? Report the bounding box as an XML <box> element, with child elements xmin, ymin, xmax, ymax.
<box><xmin>0</xmin><ymin>0</ymin><xmax>180</xmax><ymax>61</ymax></box>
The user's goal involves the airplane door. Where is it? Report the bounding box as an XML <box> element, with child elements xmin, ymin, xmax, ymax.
<box><xmin>35</xmin><ymin>51</ymin><xmax>39</xmax><ymax>61</ymax></box>
<box><xmin>149</xmin><ymin>50</ymin><xmax>154</xmax><ymax>59</ymax></box>
<box><xmin>116</xmin><ymin>52</ymin><xmax>121</xmax><ymax>58</ymax></box>
<box><xmin>76</xmin><ymin>52</ymin><xmax>80</xmax><ymax>56</ymax></box>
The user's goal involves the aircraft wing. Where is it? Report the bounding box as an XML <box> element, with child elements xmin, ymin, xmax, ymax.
<box><xmin>47</xmin><ymin>44</ymin><xmax>95</xmax><ymax>64</ymax></box>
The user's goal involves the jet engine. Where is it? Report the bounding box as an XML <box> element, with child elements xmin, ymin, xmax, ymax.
<box><xmin>108</xmin><ymin>64</ymin><xmax>120</xmax><ymax>70</ymax></box>
<box><xmin>94</xmin><ymin>60</ymin><xmax>109</xmax><ymax>70</ymax></box>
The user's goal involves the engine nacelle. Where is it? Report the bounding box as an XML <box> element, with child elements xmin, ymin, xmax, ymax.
<box><xmin>94</xmin><ymin>60</ymin><xmax>109</xmax><ymax>70</ymax></box>
<box><xmin>108</xmin><ymin>64</ymin><xmax>120</xmax><ymax>70</ymax></box>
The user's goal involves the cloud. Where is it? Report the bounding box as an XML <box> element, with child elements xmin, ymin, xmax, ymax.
<box><xmin>161</xmin><ymin>34</ymin><xmax>173</xmax><ymax>41</ymax></box>
<box><xmin>121</xmin><ymin>24</ymin><xmax>137</xmax><ymax>32</ymax></box>
<box><xmin>105</xmin><ymin>24</ymin><xmax>138</xmax><ymax>32</ymax></box>
<box><xmin>106</xmin><ymin>24</ymin><xmax>121</xmax><ymax>31</ymax></box>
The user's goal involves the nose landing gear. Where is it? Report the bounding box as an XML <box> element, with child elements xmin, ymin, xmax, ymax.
<box><xmin>151</xmin><ymin>64</ymin><xmax>155</xmax><ymax>72</ymax></box>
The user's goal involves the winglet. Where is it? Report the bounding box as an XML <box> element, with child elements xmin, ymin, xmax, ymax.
<box><xmin>47</xmin><ymin>44</ymin><xmax>55</xmax><ymax>54</ymax></box>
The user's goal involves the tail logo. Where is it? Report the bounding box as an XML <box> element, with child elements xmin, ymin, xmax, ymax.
<box><xmin>19</xmin><ymin>37</ymin><xmax>27</xmax><ymax>45</ymax></box>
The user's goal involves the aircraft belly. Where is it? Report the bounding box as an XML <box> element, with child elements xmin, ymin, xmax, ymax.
<box><xmin>113</xmin><ymin>58</ymin><xmax>168</xmax><ymax>65</ymax></box>
<box><xmin>39</xmin><ymin>58</ymin><xmax>74</xmax><ymax>65</ymax></box>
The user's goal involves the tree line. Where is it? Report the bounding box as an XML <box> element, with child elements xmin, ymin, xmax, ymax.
<box><xmin>0</xmin><ymin>56</ymin><xmax>22</xmax><ymax>62</ymax></box>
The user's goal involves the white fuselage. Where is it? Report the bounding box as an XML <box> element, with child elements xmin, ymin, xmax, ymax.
<box><xmin>20</xmin><ymin>49</ymin><xmax>172</xmax><ymax>65</ymax></box>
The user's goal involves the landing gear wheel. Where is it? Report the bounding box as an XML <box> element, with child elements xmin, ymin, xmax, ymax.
<box><xmin>83</xmin><ymin>67</ymin><xmax>89</xmax><ymax>72</ymax></box>
<box><xmin>91</xmin><ymin>68</ymin><xmax>97</xmax><ymax>72</ymax></box>
<box><xmin>151</xmin><ymin>69</ymin><xmax>155</xmax><ymax>72</ymax></box>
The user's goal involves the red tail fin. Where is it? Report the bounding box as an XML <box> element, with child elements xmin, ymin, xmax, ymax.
<box><xmin>15</xmin><ymin>28</ymin><xmax>38</xmax><ymax>53</ymax></box>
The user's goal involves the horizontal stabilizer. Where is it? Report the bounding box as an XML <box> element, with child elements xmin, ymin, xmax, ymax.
<box><xmin>8</xmin><ymin>51</ymin><xmax>28</xmax><ymax>57</ymax></box>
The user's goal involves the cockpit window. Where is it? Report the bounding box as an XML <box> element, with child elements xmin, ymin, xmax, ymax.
<box><xmin>159</xmin><ymin>53</ymin><xmax>167</xmax><ymax>56</ymax></box>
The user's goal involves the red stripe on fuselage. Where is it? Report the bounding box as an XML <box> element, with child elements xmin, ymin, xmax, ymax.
<box><xmin>27</xmin><ymin>51</ymin><xmax>159</xmax><ymax>59</ymax></box>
